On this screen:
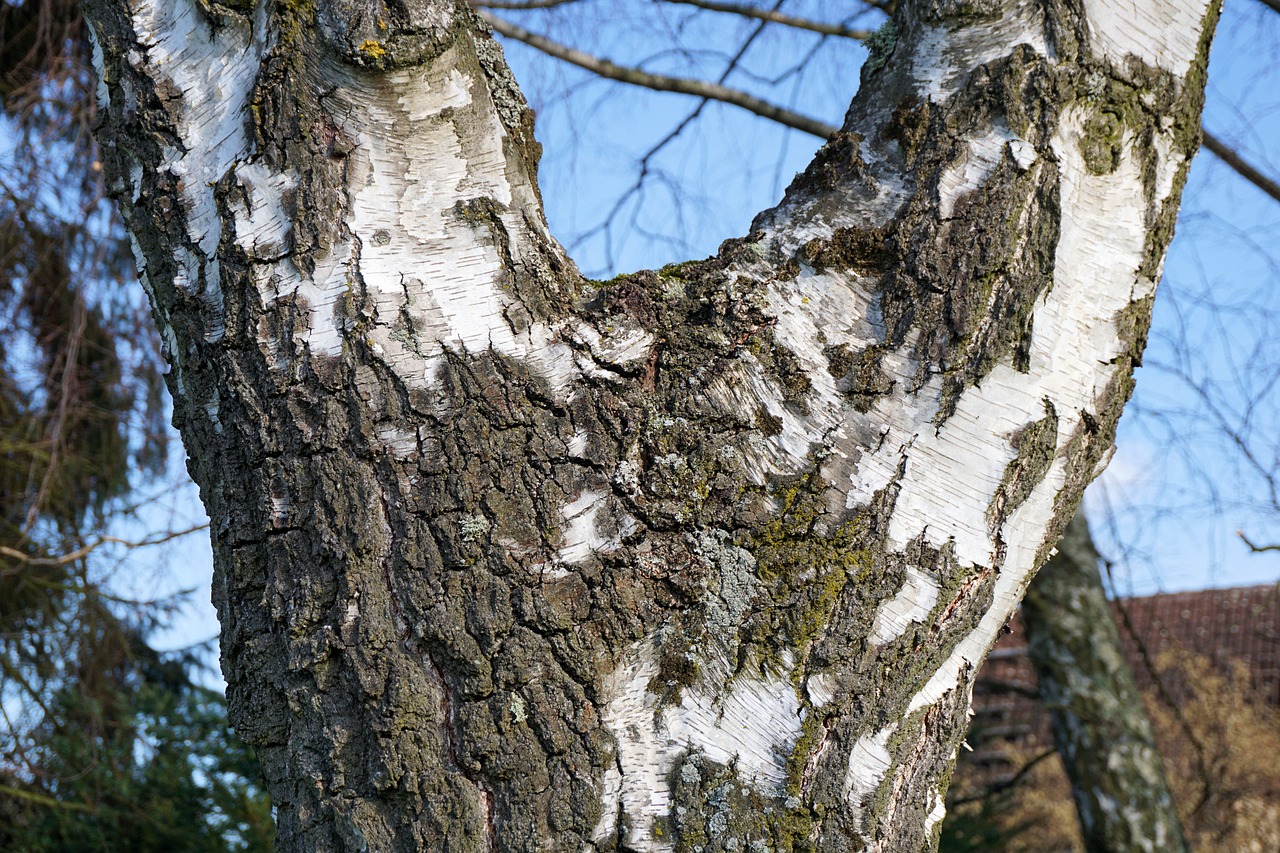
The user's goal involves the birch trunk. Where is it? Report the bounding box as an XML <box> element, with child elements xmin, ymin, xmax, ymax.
<box><xmin>83</xmin><ymin>0</ymin><xmax>1218</xmax><ymax>849</ymax></box>
<box><xmin>1023</xmin><ymin>513</ymin><xmax>1189</xmax><ymax>853</ymax></box>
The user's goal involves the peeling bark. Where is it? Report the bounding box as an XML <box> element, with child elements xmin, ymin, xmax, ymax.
<box><xmin>84</xmin><ymin>0</ymin><xmax>1219</xmax><ymax>849</ymax></box>
<box><xmin>1023</xmin><ymin>513</ymin><xmax>1189</xmax><ymax>853</ymax></box>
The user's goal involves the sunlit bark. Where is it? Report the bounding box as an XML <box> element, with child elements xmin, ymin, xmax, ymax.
<box><xmin>84</xmin><ymin>0</ymin><xmax>1218</xmax><ymax>849</ymax></box>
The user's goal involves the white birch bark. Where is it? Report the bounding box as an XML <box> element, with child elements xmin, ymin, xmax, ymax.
<box><xmin>84</xmin><ymin>0</ymin><xmax>1219</xmax><ymax>849</ymax></box>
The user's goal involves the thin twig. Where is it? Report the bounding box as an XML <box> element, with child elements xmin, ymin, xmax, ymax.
<box><xmin>663</xmin><ymin>0</ymin><xmax>870</xmax><ymax>39</ymax></box>
<box><xmin>567</xmin><ymin>0</ymin><xmax>786</xmax><ymax>271</ymax></box>
<box><xmin>1238</xmin><ymin>530</ymin><xmax>1280</xmax><ymax>553</ymax></box>
<box><xmin>1202</xmin><ymin>129</ymin><xmax>1280</xmax><ymax>205</ymax></box>
<box><xmin>973</xmin><ymin>677</ymin><xmax>1041</xmax><ymax>699</ymax></box>
<box><xmin>478</xmin><ymin>10</ymin><xmax>837</xmax><ymax>139</ymax></box>
<box><xmin>949</xmin><ymin>749</ymin><xmax>1057</xmax><ymax>807</ymax></box>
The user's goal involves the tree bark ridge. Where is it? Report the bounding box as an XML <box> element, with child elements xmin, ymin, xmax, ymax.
<box><xmin>83</xmin><ymin>0</ymin><xmax>1220</xmax><ymax>849</ymax></box>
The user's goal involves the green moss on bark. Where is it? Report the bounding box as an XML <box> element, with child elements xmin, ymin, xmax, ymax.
<box><xmin>744</xmin><ymin>476</ymin><xmax>874</xmax><ymax>678</ymax></box>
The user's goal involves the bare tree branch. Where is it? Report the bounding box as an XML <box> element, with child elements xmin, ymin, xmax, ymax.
<box><xmin>1202</xmin><ymin>129</ymin><xmax>1280</xmax><ymax>205</ymax></box>
<box><xmin>568</xmin><ymin>0</ymin><xmax>786</xmax><ymax>270</ymax></box>
<box><xmin>483</xmin><ymin>5</ymin><xmax>1279</xmax><ymax>208</ymax></box>
<box><xmin>1238</xmin><ymin>530</ymin><xmax>1280</xmax><ymax>553</ymax></box>
<box><xmin>478</xmin><ymin>10</ymin><xmax>838</xmax><ymax>139</ymax></box>
<box><xmin>1255</xmin><ymin>0</ymin><xmax>1280</xmax><ymax>15</ymax></box>
<box><xmin>0</xmin><ymin>523</ymin><xmax>210</xmax><ymax>570</ymax></box>
<box><xmin>662</xmin><ymin>0</ymin><xmax>871</xmax><ymax>39</ymax></box>
<box><xmin>948</xmin><ymin>749</ymin><xmax>1058</xmax><ymax>808</ymax></box>
<box><xmin>975</xmin><ymin>677</ymin><xmax>1041</xmax><ymax>699</ymax></box>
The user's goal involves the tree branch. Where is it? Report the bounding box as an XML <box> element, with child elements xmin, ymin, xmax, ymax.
<box><xmin>0</xmin><ymin>783</ymin><xmax>94</xmax><ymax>813</ymax></box>
<box><xmin>974</xmin><ymin>677</ymin><xmax>1041</xmax><ymax>699</ymax></box>
<box><xmin>948</xmin><ymin>749</ymin><xmax>1058</xmax><ymax>807</ymax></box>
<box><xmin>0</xmin><ymin>523</ymin><xmax>210</xmax><ymax>570</ymax></box>
<box><xmin>568</xmin><ymin>0</ymin><xmax>786</xmax><ymax>271</ymax></box>
<box><xmin>1202</xmin><ymin>129</ymin><xmax>1280</xmax><ymax>205</ymax></box>
<box><xmin>1238</xmin><ymin>529</ymin><xmax>1280</xmax><ymax>553</ymax></box>
<box><xmin>661</xmin><ymin>0</ymin><xmax>871</xmax><ymax>40</ymax></box>
<box><xmin>1255</xmin><ymin>0</ymin><xmax>1280</xmax><ymax>15</ymax></box>
<box><xmin>477</xmin><ymin>10</ymin><xmax>838</xmax><ymax>139</ymax></box>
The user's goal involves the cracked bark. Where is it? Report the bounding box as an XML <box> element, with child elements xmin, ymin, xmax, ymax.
<box><xmin>83</xmin><ymin>0</ymin><xmax>1219</xmax><ymax>850</ymax></box>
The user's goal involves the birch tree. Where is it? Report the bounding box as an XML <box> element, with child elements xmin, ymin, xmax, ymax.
<box><xmin>1022</xmin><ymin>512</ymin><xmax>1189</xmax><ymax>853</ymax></box>
<box><xmin>83</xmin><ymin>0</ymin><xmax>1220</xmax><ymax>850</ymax></box>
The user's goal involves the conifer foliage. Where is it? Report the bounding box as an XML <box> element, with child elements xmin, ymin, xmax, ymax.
<box><xmin>0</xmin><ymin>2</ymin><xmax>271</xmax><ymax>848</ymax></box>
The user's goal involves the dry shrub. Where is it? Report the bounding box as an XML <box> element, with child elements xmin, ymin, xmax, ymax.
<box><xmin>945</xmin><ymin>647</ymin><xmax>1280</xmax><ymax>852</ymax></box>
<box><xmin>1144</xmin><ymin>650</ymin><xmax>1280</xmax><ymax>853</ymax></box>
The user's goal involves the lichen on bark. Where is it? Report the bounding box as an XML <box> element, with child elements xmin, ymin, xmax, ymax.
<box><xmin>83</xmin><ymin>0</ymin><xmax>1221</xmax><ymax>848</ymax></box>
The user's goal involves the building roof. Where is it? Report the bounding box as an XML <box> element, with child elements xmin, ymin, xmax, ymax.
<box><xmin>969</xmin><ymin>583</ymin><xmax>1279</xmax><ymax>766</ymax></box>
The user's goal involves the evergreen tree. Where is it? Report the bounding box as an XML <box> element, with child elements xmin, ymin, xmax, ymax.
<box><xmin>0</xmin><ymin>3</ymin><xmax>271</xmax><ymax>848</ymax></box>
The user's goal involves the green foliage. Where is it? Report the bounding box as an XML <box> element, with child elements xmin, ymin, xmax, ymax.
<box><xmin>0</xmin><ymin>641</ymin><xmax>274</xmax><ymax>853</ymax></box>
<box><xmin>0</xmin><ymin>6</ymin><xmax>268</xmax><ymax>850</ymax></box>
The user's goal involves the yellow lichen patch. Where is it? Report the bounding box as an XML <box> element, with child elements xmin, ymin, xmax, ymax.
<box><xmin>358</xmin><ymin>39</ymin><xmax>387</xmax><ymax>59</ymax></box>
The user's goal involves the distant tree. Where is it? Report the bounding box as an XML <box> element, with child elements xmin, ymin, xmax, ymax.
<box><xmin>0</xmin><ymin>631</ymin><xmax>274</xmax><ymax>853</ymax></box>
<box><xmin>0</xmin><ymin>2</ymin><xmax>270</xmax><ymax>846</ymax></box>
<box><xmin>1022</xmin><ymin>514</ymin><xmax>1187</xmax><ymax>852</ymax></box>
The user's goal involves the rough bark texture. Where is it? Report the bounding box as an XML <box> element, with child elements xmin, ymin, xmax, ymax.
<box><xmin>1023</xmin><ymin>513</ymin><xmax>1189</xmax><ymax>853</ymax></box>
<box><xmin>84</xmin><ymin>0</ymin><xmax>1218</xmax><ymax>850</ymax></box>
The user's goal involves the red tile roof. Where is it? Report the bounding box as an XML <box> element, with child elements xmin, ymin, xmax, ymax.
<box><xmin>968</xmin><ymin>584</ymin><xmax>1278</xmax><ymax>765</ymax></box>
